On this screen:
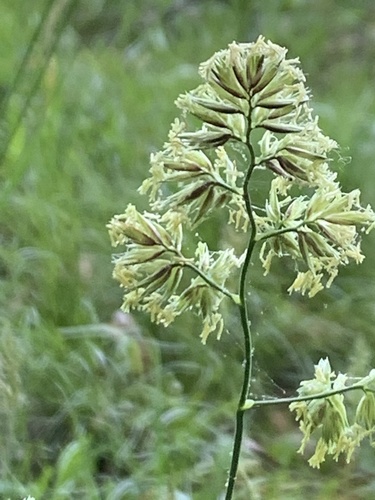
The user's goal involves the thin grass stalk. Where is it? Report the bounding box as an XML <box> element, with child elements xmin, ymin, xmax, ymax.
<box><xmin>0</xmin><ymin>0</ymin><xmax>55</xmax><ymax>117</ymax></box>
<box><xmin>0</xmin><ymin>0</ymin><xmax>78</xmax><ymax>166</ymax></box>
<box><xmin>225</xmin><ymin>139</ymin><xmax>257</xmax><ymax>500</ymax></box>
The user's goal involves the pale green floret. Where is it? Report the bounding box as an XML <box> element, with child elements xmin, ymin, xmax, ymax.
<box><xmin>175</xmin><ymin>84</ymin><xmax>249</xmax><ymax>134</ymax></box>
<box><xmin>140</xmin><ymin>137</ymin><xmax>247</xmax><ymax>229</ymax></box>
<box><xmin>357</xmin><ymin>369</ymin><xmax>375</xmax><ymax>388</ymax></box>
<box><xmin>356</xmin><ymin>392</ymin><xmax>375</xmax><ymax>430</ymax></box>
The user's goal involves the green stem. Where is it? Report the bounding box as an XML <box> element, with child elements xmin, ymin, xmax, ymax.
<box><xmin>168</xmin><ymin>245</ymin><xmax>238</xmax><ymax>304</ymax></box>
<box><xmin>243</xmin><ymin>383</ymin><xmax>372</xmax><ymax>409</ymax></box>
<box><xmin>225</xmin><ymin>139</ymin><xmax>257</xmax><ymax>500</ymax></box>
<box><xmin>184</xmin><ymin>261</ymin><xmax>239</xmax><ymax>304</ymax></box>
<box><xmin>257</xmin><ymin>221</ymin><xmax>306</xmax><ymax>241</ymax></box>
<box><xmin>256</xmin><ymin>218</ymin><xmax>328</xmax><ymax>243</ymax></box>
<box><xmin>212</xmin><ymin>180</ymin><xmax>242</xmax><ymax>197</ymax></box>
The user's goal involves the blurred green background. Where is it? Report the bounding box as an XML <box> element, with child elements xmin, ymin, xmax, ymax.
<box><xmin>1</xmin><ymin>0</ymin><xmax>375</xmax><ymax>498</ymax></box>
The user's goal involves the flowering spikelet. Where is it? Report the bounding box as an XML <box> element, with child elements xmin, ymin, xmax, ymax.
<box><xmin>290</xmin><ymin>359</ymin><xmax>375</xmax><ymax>468</ymax></box>
<box><xmin>109</xmin><ymin>36</ymin><xmax>374</xmax><ymax>341</ymax></box>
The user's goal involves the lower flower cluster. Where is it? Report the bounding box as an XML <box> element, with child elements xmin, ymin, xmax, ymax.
<box><xmin>108</xmin><ymin>206</ymin><xmax>241</xmax><ymax>343</ymax></box>
<box><xmin>289</xmin><ymin>358</ymin><xmax>375</xmax><ymax>467</ymax></box>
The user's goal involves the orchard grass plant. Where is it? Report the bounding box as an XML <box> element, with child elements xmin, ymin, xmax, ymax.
<box><xmin>108</xmin><ymin>37</ymin><xmax>375</xmax><ymax>498</ymax></box>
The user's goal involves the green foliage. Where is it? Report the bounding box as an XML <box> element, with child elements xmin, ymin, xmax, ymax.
<box><xmin>1</xmin><ymin>1</ymin><xmax>375</xmax><ymax>498</ymax></box>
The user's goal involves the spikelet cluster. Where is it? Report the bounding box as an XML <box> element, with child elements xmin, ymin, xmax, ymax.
<box><xmin>108</xmin><ymin>36</ymin><xmax>374</xmax><ymax>342</ymax></box>
<box><xmin>290</xmin><ymin>359</ymin><xmax>375</xmax><ymax>467</ymax></box>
